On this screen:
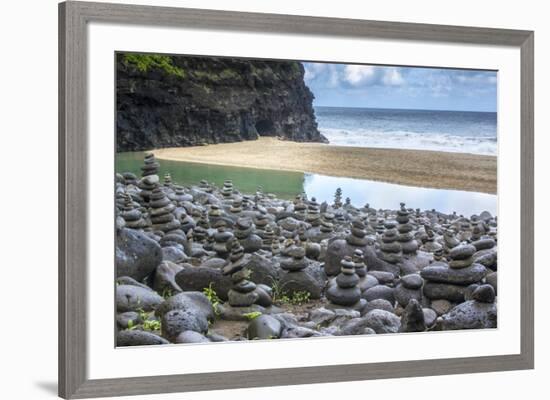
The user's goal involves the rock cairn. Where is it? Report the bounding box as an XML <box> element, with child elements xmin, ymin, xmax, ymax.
<box><xmin>212</xmin><ymin>220</ymin><xmax>234</xmax><ymax>258</ymax></box>
<box><xmin>396</xmin><ymin>203</ymin><xmax>418</xmax><ymax>255</ymax></box>
<box><xmin>334</xmin><ymin>188</ymin><xmax>343</xmax><ymax>208</ymax></box>
<box><xmin>115</xmin><ymin>156</ymin><xmax>499</xmax><ymax>344</ymax></box>
<box><xmin>149</xmin><ymin>187</ymin><xmax>181</xmax><ymax>233</ymax></box>
<box><xmin>234</xmin><ymin>217</ymin><xmax>262</xmax><ymax>253</ymax></box>
<box><xmin>421</xmin><ymin>243</ymin><xmax>487</xmax><ymax>304</ymax></box>
<box><xmin>326</xmin><ymin>256</ymin><xmax>362</xmax><ymax>307</ymax></box>
<box><xmin>379</xmin><ymin>221</ymin><xmax>402</xmax><ymax>264</ymax></box>
<box><xmin>120</xmin><ymin>193</ymin><xmax>147</xmax><ymax>229</ymax></box>
<box><xmin>223</xmin><ymin>241</ymin><xmax>259</xmax><ymax>307</ymax></box>
<box><xmin>141</xmin><ymin>153</ymin><xmax>160</xmax><ymax>177</ymax></box>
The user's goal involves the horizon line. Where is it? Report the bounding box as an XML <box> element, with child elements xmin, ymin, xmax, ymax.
<box><xmin>313</xmin><ymin>105</ymin><xmax>497</xmax><ymax>113</ymax></box>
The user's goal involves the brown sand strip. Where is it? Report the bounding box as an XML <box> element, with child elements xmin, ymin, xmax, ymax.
<box><xmin>152</xmin><ymin>138</ymin><xmax>497</xmax><ymax>194</ymax></box>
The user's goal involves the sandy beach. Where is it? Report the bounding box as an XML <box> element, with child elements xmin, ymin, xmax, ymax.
<box><xmin>152</xmin><ymin>138</ymin><xmax>497</xmax><ymax>194</ymax></box>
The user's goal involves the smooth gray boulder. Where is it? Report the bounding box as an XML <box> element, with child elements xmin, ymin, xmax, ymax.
<box><xmin>116</xmin><ymin>227</ymin><xmax>162</xmax><ymax>281</ymax></box>
<box><xmin>247</xmin><ymin>315</ymin><xmax>282</xmax><ymax>339</ymax></box>
<box><xmin>161</xmin><ymin>308</ymin><xmax>209</xmax><ymax>340</ymax></box>
<box><xmin>116</xmin><ymin>284</ymin><xmax>163</xmax><ymax>312</ymax></box>
<box><xmin>364</xmin><ymin>309</ymin><xmax>401</xmax><ymax>334</ymax></box>
<box><xmin>155</xmin><ymin>292</ymin><xmax>215</xmax><ymax>321</ymax></box>
<box><xmin>438</xmin><ymin>300</ymin><xmax>497</xmax><ymax>330</ymax></box>
<box><xmin>117</xmin><ymin>330</ymin><xmax>169</xmax><ymax>346</ymax></box>
<box><xmin>420</xmin><ymin>263</ymin><xmax>487</xmax><ymax>285</ymax></box>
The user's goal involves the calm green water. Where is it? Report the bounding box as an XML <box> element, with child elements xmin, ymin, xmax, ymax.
<box><xmin>116</xmin><ymin>152</ymin><xmax>305</xmax><ymax>199</ymax></box>
<box><xmin>116</xmin><ymin>151</ymin><xmax>497</xmax><ymax>216</ymax></box>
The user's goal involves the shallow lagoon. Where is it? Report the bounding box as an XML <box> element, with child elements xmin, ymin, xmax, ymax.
<box><xmin>116</xmin><ymin>152</ymin><xmax>497</xmax><ymax>216</ymax></box>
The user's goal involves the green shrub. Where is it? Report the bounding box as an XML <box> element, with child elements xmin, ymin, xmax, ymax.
<box><xmin>122</xmin><ymin>53</ymin><xmax>185</xmax><ymax>78</ymax></box>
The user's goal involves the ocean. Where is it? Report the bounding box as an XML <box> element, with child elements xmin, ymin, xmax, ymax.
<box><xmin>315</xmin><ymin>106</ymin><xmax>497</xmax><ymax>156</ymax></box>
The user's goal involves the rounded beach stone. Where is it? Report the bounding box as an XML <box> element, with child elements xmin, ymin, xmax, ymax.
<box><xmin>423</xmin><ymin>282</ymin><xmax>468</xmax><ymax>302</ymax></box>
<box><xmin>116</xmin><ymin>227</ymin><xmax>162</xmax><ymax>281</ymax></box>
<box><xmin>326</xmin><ymin>285</ymin><xmax>361</xmax><ymax>307</ymax></box>
<box><xmin>486</xmin><ymin>271</ymin><xmax>497</xmax><ymax>295</ymax></box>
<box><xmin>472</xmin><ymin>284</ymin><xmax>496</xmax><ymax>303</ymax></box>
<box><xmin>472</xmin><ymin>238</ymin><xmax>496</xmax><ymax>251</ymax></box>
<box><xmin>155</xmin><ymin>292</ymin><xmax>215</xmax><ymax>321</ymax></box>
<box><xmin>360</xmin><ymin>299</ymin><xmax>394</xmax><ymax>316</ymax></box>
<box><xmin>401</xmin><ymin>273</ymin><xmax>423</xmax><ymax>289</ymax></box>
<box><xmin>161</xmin><ymin>308</ymin><xmax>209</xmax><ymax>340</ymax></box>
<box><xmin>228</xmin><ymin>289</ymin><xmax>259</xmax><ymax>307</ymax></box>
<box><xmin>438</xmin><ymin>301</ymin><xmax>497</xmax><ymax>330</ymax></box>
<box><xmin>175</xmin><ymin>330</ymin><xmax>210</xmax><ymax>344</ymax></box>
<box><xmin>364</xmin><ymin>309</ymin><xmax>401</xmax><ymax>334</ymax></box>
<box><xmin>247</xmin><ymin>315</ymin><xmax>282</xmax><ymax>339</ymax></box>
<box><xmin>423</xmin><ymin>308</ymin><xmax>438</xmax><ymax>327</ymax></box>
<box><xmin>394</xmin><ymin>284</ymin><xmax>422</xmax><ymax>308</ymax></box>
<box><xmin>368</xmin><ymin>271</ymin><xmax>395</xmax><ymax>285</ymax></box>
<box><xmin>420</xmin><ymin>263</ymin><xmax>486</xmax><ymax>285</ymax></box>
<box><xmin>449</xmin><ymin>257</ymin><xmax>474</xmax><ymax>269</ymax></box>
<box><xmin>449</xmin><ymin>244</ymin><xmax>476</xmax><ymax>260</ymax></box>
<box><xmin>336</xmin><ymin>273</ymin><xmax>360</xmax><ymax>288</ymax></box>
<box><xmin>430</xmin><ymin>299</ymin><xmax>453</xmax><ymax>316</ymax></box>
<box><xmin>116</xmin><ymin>285</ymin><xmax>164</xmax><ymax>313</ymax></box>
<box><xmin>363</xmin><ymin>285</ymin><xmax>395</xmax><ymax>304</ymax></box>
<box><xmin>117</xmin><ymin>330</ymin><xmax>169</xmax><ymax>346</ymax></box>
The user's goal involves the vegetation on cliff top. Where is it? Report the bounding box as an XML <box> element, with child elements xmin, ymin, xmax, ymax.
<box><xmin>122</xmin><ymin>54</ymin><xmax>185</xmax><ymax>78</ymax></box>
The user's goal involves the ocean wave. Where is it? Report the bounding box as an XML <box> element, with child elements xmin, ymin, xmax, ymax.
<box><xmin>320</xmin><ymin>128</ymin><xmax>497</xmax><ymax>156</ymax></box>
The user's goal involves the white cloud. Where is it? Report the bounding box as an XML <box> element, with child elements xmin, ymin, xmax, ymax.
<box><xmin>344</xmin><ymin>65</ymin><xmax>376</xmax><ymax>85</ymax></box>
<box><xmin>303</xmin><ymin>63</ymin><xmax>328</xmax><ymax>82</ymax></box>
<box><xmin>382</xmin><ymin>67</ymin><xmax>405</xmax><ymax>86</ymax></box>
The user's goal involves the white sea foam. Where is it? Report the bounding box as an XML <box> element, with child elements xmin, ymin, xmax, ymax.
<box><xmin>321</xmin><ymin>128</ymin><xmax>497</xmax><ymax>156</ymax></box>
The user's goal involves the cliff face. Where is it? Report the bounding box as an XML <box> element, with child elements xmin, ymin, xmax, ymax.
<box><xmin>116</xmin><ymin>53</ymin><xmax>326</xmax><ymax>152</ymax></box>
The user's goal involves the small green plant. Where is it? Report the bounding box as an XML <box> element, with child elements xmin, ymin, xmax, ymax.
<box><xmin>288</xmin><ymin>291</ymin><xmax>311</xmax><ymax>305</ymax></box>
<box><xmin>142</xmin><ymin>319</ymin><xmax>162</xmax><ymax>332</ymax></box>
<box><xmin>270</xmin><ymin>278</ymin><xmax>311</xmax><ymax>306</ymax></box>
<box><xmin>126</xmin><ymin>319</ymin><xmax>137</xmax><ymax>330</ymax></box>
<box><xmin>203</xmin><ymin>283</ymin><xmax>222</xmax><ymax>316</ymax></box>
<box><xmin>161</xmin><ymin>287</ymin><xmax>174</xmax><ymax>299</ymax></box>
<box><xmin>243</xmin><ymin>311</ymin><xmax>262</xmax><ymax>321</ymax></box>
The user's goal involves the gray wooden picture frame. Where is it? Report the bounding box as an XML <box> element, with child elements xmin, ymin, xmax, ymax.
<box><xmin>59</xmin><ymin>1</ymin><xmax>534</xmax><ymax>398</ymax></box>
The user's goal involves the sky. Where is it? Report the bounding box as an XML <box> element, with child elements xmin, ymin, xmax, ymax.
<box><xmin>303</xmin><ymin>63</ymin><xmax>497</xmax><ymax>112</ymax></box>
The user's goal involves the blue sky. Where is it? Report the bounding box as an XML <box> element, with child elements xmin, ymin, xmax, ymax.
<box><xmin>303</xmin><ymin>63</ymin><xmax>497</xmax><ymax>112</ymax></box>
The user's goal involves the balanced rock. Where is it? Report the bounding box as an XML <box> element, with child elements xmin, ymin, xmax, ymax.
<box><xmin>326</xmin><ymin>256</ymin><xmax>363</xmax><ymax>307</ymax></box>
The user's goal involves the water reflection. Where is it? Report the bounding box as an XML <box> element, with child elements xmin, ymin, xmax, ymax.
<box><xmin>304</xmin><ymin>174</ymin><xmax>497</xmax><ymax>216</ymax></box>
<box><xmin>116</xmin><ymin>152</ymin><xmax>497</xmax><ymax>217</ymax></box>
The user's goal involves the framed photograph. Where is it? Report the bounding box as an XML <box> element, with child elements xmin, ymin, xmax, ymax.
<box><xmin>59</xmin><ymin>1</ymin><xmax>534</xmax><ymax>398</ymax></box>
